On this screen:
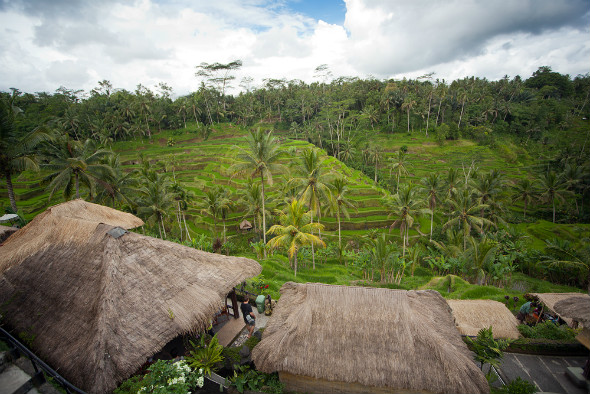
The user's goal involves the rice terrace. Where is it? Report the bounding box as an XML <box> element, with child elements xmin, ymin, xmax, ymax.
<box><xmin>1</xmin><ymin>2</ymin><xmax>590</xmax><ymax>393</ymax></box>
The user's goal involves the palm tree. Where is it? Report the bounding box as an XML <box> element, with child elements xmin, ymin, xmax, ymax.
<box><xmin>365</xmin><ymin>233</ymin><xmax>396</xmax><ymax>283</ymax></box>
<box><xmin>420</xmin><ymin>173</ymin><xmax>442</xmax><ymax>240</ymax></box>
<box><xmin>326</xmin><ymin>177</ymin><xmax>356</xmax><ymax>254</ymax></box>
<box><xmin>388</xmin><ymin>150</ymin><xmax>410</xmax><ymax>192</ymax></box>
<box><xmin>443</xmin><ymin>188</ymin><xmax>494</xmax><ymax>251</ymax></box>
<box><xmin>136</xmin><ymin>171</ymin><xmax>175</xmax><ymax>239</ymax></box>
<box><xmin>511</xmin><ymin>178</ymin><xmax>537</xmax><ymax>219</ymax></box>
<box><xmin>562</xmin><ymin>162</ymin><xmax>584</xmax><ymax>214</ymax></box>
<box><xmin>401</xmin><ymin>95</ymin><xmax>416</xmax><ymax>132</ymax></box>
<box><xmin>266</xmin><ymin>199</ymin><xmax>325</xmax><ymax>276</ymax></box>
<box><xmin>230</xmin><ymin>128</ymin><xmax>285</xmax><ymax>257</ymax></box>
<box><xmin>471</xmin><ymin>170</ymin><xmax>504</xmax><ymax>220</ymax></box>
<box><xmin>0</xmin><ymin>99</ymin><xmax>52</xmax><ymax>212</ymax></box>
<box><xmin>538</xmin><ymin>171</ymin><xmax>571</xmax><ymax>223</ymax></box>
<box><xmin>289</xmin><ymin>148</ymin><xmax>333</xmax><ymax>269</ymax></box>
<box><xmin>43</xmin><ymin>137</ymin><xmax>114</xmax><ymax>200</ymax></box>
<box><xmin>383</xmin><ymin>184</ymin><xmax>429</xmax><ymax>258</ymax></box>
<box><xmin>94</xmin><ymin>154</ymin><xmax>138</xmax><ymax>209</ymax></box>
<box><xmin>170</xmin><ymin>182</ymin><xmax>195</xmax><ymax>242</ymax></box>
<box><xmin>199</xmin><ymin>186</ymin><xmax>229</xmax><ymax>238</ymax></box>
<box><xmin>238</xmin><ymin>179</ymin><xmax>273</xmax><ymax>237</ymax></box>
<box><xmin>367</xmin><ymin>144</ymin><xmax>382</xmax><ymax>183</ymax></box>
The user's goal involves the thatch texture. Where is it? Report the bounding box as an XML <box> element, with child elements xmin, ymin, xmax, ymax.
<box><xmin>0</xmin><ymin>225</ymin><xmax>18</xmax><ymax>243</ymax></box>
<box><xmin>0</xmin><ymin>201</ymin><xmax>261</xmax><ymax>394</ymax></box>
<box><xmin>531</xmin><ymin>293</ymin><xmax>590</xmax><ymax>327</ymax></box>
<box><xmin>0</xmin><ymin>199</ymin><xmax>144</xmax><ymax>273</ymax></box>
<box><xmin>252</xmin><ymin>283</ymin><xmax>489</xmax><ymax>394</ymax></box>
<box><xmin>239</xmin><ymin>219</ymin><xmax>253</xmax><ymax>230</ymax></box>
<box><xmin>447</xmin><ymin>299</ymin><xmax>521</xmax><ymax>339</ymax></box>
<box><xmin>553</xmin><ymin>296</ymin><xmax>590</xmax><ymax>326</ymax></box>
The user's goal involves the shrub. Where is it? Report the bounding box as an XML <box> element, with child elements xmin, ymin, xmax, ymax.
<box><xmin>186</xmin><ymin>334</ymin><xmax>224</xmax><ymax>377</ymax></box>
<box><xmin>492</xmin><ymin>377</ymin><xmax>537</xmax><ymax>394</ymax></box>
<box><xmin>517</xmin><ymin>321</ymin><xmax>577</xmax><ymax>341</ymax></box>
<box><xmin>137</xmin><ymin>360</ymin><xmax>203</xmax><ymax>394</ymax></box>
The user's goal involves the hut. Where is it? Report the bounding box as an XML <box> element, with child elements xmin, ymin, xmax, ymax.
<box><xmin>0</xmin><ymin>225</ymin><xmax>18</xmax><ymax>243</ymax></box>
<box><xmin>251</xmin><ymin>282</ymin><xmax>489</xmax><ymax>394</ymax></box>
<box><xmin>239</xmin><ymin>219</ymin><xmax>253</xmax><ymax>231</ymax></box>
<box><xmin>530</xmin><ymin>293</ymin><xmax>590</xmax><ymax>328</ymax></box>
<box><xmin>0</xmin><ymin>200</ymin><xmax>261</xmax><ymax>393</ymax></box>
<box><xmin>447</xmin><ymin>299</ymin><xmax>521</xmax><ymax>339</ymax></box>
<box><xmin>553</xmin><ymin>296</ymin><xmax>590</xmax><ymax>380</ymax></box>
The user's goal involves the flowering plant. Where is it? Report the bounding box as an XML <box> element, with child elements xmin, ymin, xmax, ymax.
<box><xmin>137</xmin><ymin>360</ymin><xmax>204</xmax><ymax>394</ymax></box>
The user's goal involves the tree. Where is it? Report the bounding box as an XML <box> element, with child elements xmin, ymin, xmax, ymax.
<box><xmin>94</xmin><ymin>154</ymin><xmax>138</xmax><ymax>209</ymax></box>
<box><xmin>195</xmin><ymin>60</ymin><xmax>243</xmax><ymax>115</ymax></box>
<box><xmin>238</xmin><ymin>179</ymin><xmax>273</xmax><ymax>238</ymax></box>
<box><xmin>0</xmin><ymin>97</ymin><xmax>52</xmax><ymax>212</ymax></box>
<box><xmin>136</xmin><ymin>171</ymin><xmax>175</xmax><ymax>239</ymax></box>
<box><xmin>326</xmin><ymin>177</ymin><xmax>356</xmax><ymax>255</ymax></box>
<box><xmin>420</xmin><ymin>173</ymin><xmax>442</xmax><ymax>240</ymax></box>
<box><xmin>443</xmin><ymin>188</ymin><xmax>494</xmax><ymax>251</ymax></box>
<box><xmin>388</xmin><ymin>149</ymin><xmax>410</xmax><ymax>192</ymax></box>
<box><xmin>384</xmin><ymin>184</ymin><xmax>429</xmax><ymax>258</ymax></box>
<box><xmin>401</xmin><ymin>95</ymin><xmax>416</xmax><ymax>132</ymax></box>
<box><xmin>43</xmin><ymin>137</ymin><xmax>114</xmax><ymax>200</ymax></box>
<box><xmin>465</xmin><ymin>327</ymin><xmax>511</xmax><ymax>377</ymax></box>
<box><xmin>289</xmin><ymin>148</ymin><xmax>333</xmax><ymax>269</ymax></box>
<box><xmin>198</xmin><ymin>186</ymin><xmax>230</xmax><ymax>239</ymax></box>
<box><xmin>266</xmin><ymin>199</ymin><xmax>325</xmax><ymax>276</ymax></box>
<box><xmin>538</xmin><ymin>171</ymin><xmax>571</xmax><ymax>223</ymax></box>
<box><xmin>511</xmin><ymin>178</ymin><xmax>537</xmax><ymax>219</ymax></box>
<box><xmin>230</xmin><ymin>129</ymin><xmax>285</xmax><ymax>257</ymax></box>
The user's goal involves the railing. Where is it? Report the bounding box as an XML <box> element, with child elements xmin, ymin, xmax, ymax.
<box><xmin>0</xmin><ymin>326</ymin><xmax>86</xmax><ymax>394</ymax></box>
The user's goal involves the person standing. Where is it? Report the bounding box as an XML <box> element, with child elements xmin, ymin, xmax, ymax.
<box><xmin>517</xmin><ymin>301</ymin><xmax>536</xmax><ymax>324</ymax></box>
<box><xmin>240</xmin><ymin>301</ymin><xmax>256</xmax><ymax>338</ymax></box>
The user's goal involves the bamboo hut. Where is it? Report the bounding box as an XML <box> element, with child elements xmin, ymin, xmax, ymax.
<box><xmin>239</xmin><ymin>219</ymin><xmax>253</xmax><ymax>231</ymax></box>
<box><xmin>252</xmin><ymin>282</ymin><xmax>489</xmax><ymax>394</ymax></box>
<box><xmin>530</xmin><ymin>293</ymin><xmax>590</xmax><ymax>328</ymax></box>
<box><xmin>0</xmin><ymin>200</ymin><xmax>262</xmax><ymax>393</ymax></box>
<box><xmin>0</xmin><ymin>225</ymin><xmax>18</xmax><ymax>243</ymax></box>
<box><xmin>447</xmin><ymin>299</ymin><xmax>521</xmax><ymax>339</ymax></box>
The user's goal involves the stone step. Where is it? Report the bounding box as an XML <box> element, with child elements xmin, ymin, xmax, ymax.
<box><xmin>0</xmin><ymin>364</ymin><xmax>33</xmax><ymax>394</ymax></box>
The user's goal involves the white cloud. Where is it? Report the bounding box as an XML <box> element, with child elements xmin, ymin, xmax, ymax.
<box><xmin>0</xmin><ymin>0</ymin><xmax>588</xmax><ymax>97</ymax></box>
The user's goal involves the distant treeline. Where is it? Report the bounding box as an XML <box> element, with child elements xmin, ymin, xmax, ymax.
<box><xmin>3</xmin><ymin>65</ymin><xmax>589</xmax><ymax>158</ymax></box>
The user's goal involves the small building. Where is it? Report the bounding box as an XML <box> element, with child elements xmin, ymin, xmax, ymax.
<box><xmin>531</xmin><ymin>293</ymin><xmax>590</xmax><ymax>328</ymax></box>
<box><xmin>0</xmin><ymin>199</ymin><xmax>261</xmax><ymax>393</ymax></box>
<box><xmin>553</xmin><ymin>295</ymin><xmax>590</xmax><ymax>380</ymax></box>
<box><xmin>239</xmin><ymin>219</ymin><xmax>253</xmax><ymax>231</ymax></box>
<box><xmin>252</xmin><ymin>282</ymin><xmax>489</xmax><ymax>394</ymax></box>
<box><xmin>0</xmin><ymin>224</ymin><xmax>18</xmax><ymax>243</ymax></box>
<box><xmin>447</xmin><ymin>299</ymin><xmax>521</xmax><ymax>339</ymax></box>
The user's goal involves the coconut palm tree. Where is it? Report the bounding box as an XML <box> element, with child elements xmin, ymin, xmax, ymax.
<box><xmin>388</xmin><ymin>149</ymin><xmax>410</xmax><ymax>192</ymax></box>
<box><xmin>198</xmin><ymin>186</ymin><xmax>230</xmax><ymax>239</ymax></box>
<box><xmin>266</xmin><ymin>199</ymin><xmax>325</xmax><ymax>277</ymax></box>
<box><xmin>383</xmin><ymin>184</ymin><xmax>429</xmax><ymax>258</ymax></box>
<box><xmin>289</xmin><ymin>148</ymin><xmax>333</xmax><ymax>269</ymax></box>
<box><xmin>43</xmin><ymin>137</ymin><xmax>114</xmax><ymax>200</ymax></box>
<box><xmin>420</xmin><ymin>173</ymin><xmax>442</xmax><ymax>240</ymax></box>
<box><xmin>511</xmin><ymin>178</ymin><xmax>537</xmax><ymax>219</ymax></box>
<box><xmin>136</xmin><ymin>171</ymin><xmax>175</xmax><ymax>239</ymax></box>
<box><xmin>0</xmin><ymin>98</ymin><xmax>52</xmax><ymax>212</ymax></box>
<box><xmin>326</xmin><ymin>177</ymin><xmax>356</xmax><ymax>254</ymax></box>
<box><xmin>94</xmin><ymin>154</ymin><xmax>138</xmax><ymax>209</ymax></box>
<box><xmin>538</xmin><ymin>171</ymin><xmax>571</xmax><ymax>223</ymax></box>
<box><xmin>443</xmin><ymin>188</ymin><xmax>494</xmax><ymax>251</ymax></box>
<box><xmin>230</xmin><ymin>128</ymin><xmax>285</xmax><ymax>257</ymax></box>
<box><xmin>238</xmin><ymin>179</ymin><xmax>273</xmax><ymax>237</ymax></box>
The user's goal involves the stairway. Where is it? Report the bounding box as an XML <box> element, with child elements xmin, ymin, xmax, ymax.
<box><xmin>0</xmin><ymin>351</ymin><xmax>60</xmax><ymax>394</ymax></box>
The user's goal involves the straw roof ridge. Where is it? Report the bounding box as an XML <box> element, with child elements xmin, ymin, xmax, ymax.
<box><xmin>252</xmin><ymin>282</ymin><xmax>489</xmax><ymax>394</ymax></box>
<box><xmin>531</xmin><ymin>292</ymin><xmax>590</xmax><ymax>327</ymax></box>
<box><xmin>447</xmin><ymin>299</ymin><xmax>521</xmax><ymax>339</ymax></box>
<box><xmin>553</xmin><ymin>296</ymin><xmax>590</xmax><ymax>326</ymax></box>
<box><xmin>0</xmin><ymin>219</ymin><xmax>261</xmax><ymax>393</ymax></box>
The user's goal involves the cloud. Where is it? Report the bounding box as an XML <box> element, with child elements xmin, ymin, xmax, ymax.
<box><xmin>344</xmin><ymin>0</ymin><xmax>590</xmax><ymax>77</ymax></box>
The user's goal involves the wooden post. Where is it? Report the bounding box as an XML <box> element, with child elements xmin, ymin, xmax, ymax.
<box><xmin>229</xmin><ymin>289</ymin><xmax>239</xmax><ymax>319</ymax></box>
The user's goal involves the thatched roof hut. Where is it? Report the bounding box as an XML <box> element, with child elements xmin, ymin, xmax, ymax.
<box><xmin>553</xmin><ymin>296</ymin><xmax>590</xmax><ymax>349</ymax></box>
<box><xmin>252</xmin><ymin>282</ymin><xmax>489</xmax><ymax>394</ymax></box>
<box><xmin>531</xmin><ymin>293</ymin><xmax>590</xmax><ymax>328</ymax></box>
<box><xmin>447</xmin><ymin>299</ymin><xmax>521</xmax><ymax>339</ymax></box>
<box><xmin>0</xmin><ymin>225</ymin><xmax>18</xmax><ymax>243</ymax></box>
<box><xmin>239</xmin><ymin>219</ymin><xmax>253</xmax><ymax>231</ymax></box>
<box><xmin>0</xmin><ymin>200</ymin><xmax>262</xmax><ymax>393</ymax></box>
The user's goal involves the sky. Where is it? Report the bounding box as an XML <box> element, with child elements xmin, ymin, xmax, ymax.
<box><xmin>0</xmin><ymin>0</ymin><xmax>588</xmax><ymax>97</ymax></box>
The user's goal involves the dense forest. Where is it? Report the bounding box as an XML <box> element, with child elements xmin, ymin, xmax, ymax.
<box><xmin>1</xmin><ymin>64</ymin><xmax>589</xmax><ymax>293</ymax></box>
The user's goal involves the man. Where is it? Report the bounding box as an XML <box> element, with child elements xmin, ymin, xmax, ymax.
<box><xmin>240</xmin><ymin>300</ymin><xmax>256</xmax><ymax>338</ymax></box>
<box><xmin>517</xmin><ymin>301</ymin><xmax>536</xmax><ymax>324</ymax></box>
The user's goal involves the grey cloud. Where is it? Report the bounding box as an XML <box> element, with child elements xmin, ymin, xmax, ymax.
<box><xmin>346</xmin><ymin>0</ymin><xmax>590</xmax><ymax>76</ymax></box>
<box><xmin>45</xmin><ymin>60</ymin><xmax>91</xmax><ymax>87</ymax></box>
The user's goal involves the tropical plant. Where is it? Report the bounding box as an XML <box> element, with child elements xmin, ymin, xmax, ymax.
<box><xmin>186</xmin><ymin>334</ymin><xmax>224</xmax><ymax>377</ymax></box>
<box><xmin>266</xmin><ymin>199</ymin><xmax>325</xmax><ymax>276</ymax></box>
<box><xmin>230</xmin><ymin>128</ymin><xmax>285</xmax><ymax>257</ymax></box>
<box><xmin>136</xmin><ymin>171</ymin><xmax>175</xmax><ymax>239</ymax></box>
<box><xmin>511</xmin><ymin>178</ymin><xmax>538</xmax><ymax>219</ymax></box>
<box><xmin>325</xmin><ymin>176</ymin><xmax>356</xmax><ymax>256</ymax></box>
<box><xmin>464</xmin><ymin>327</ymin><xmax>511</xmax><ymax>379</ymax></box>
<box><xmin>538</xmin><ymin>171</ymin><xmax>571</xmax><ymax>223</ymax></box>
<box><xmin>43</xmin><ymin>137</ymin><xmax>115</xmax><ymax>200</ymax></box>
<box><xmin>137</xmin><ymin>359</ymin><xmax>203</xmax><ymax>394</ymax></box>
<box><xmin>443</xmin><ymin>188</ymin><xmax>494</xmax><ymax>250</ymax></box>
<box><xmin>420</xmin><ymin>173</ymin><xmax>442</xmax><ymax>240</ymax></box>
<box><xmin>0</xmin><ymin>98</ymin><xmax>53</xmax><ymax>212</ymax></box>
<box><xmin>388</xmin><ymin>149</ymin><xmax>410</xmax><ymax>192</ymax></box>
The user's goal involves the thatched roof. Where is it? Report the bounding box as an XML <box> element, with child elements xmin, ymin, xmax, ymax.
<box><xmin>252</xmin><ymin>283</ymin><xmax>489</xmax><ymax>394</ymax></box>
<box><xmin>447</xmin><ymin>299</ymin><xmax>521</xmax><ymax>339</ymax></box>
<box><xmin>0</xmin><ymin>200</ymin><xmax>261</xmax><ymax>394</ymax></box>
<box><xmin>553</xmin><ymin>296</ymin><xmax>590</xmax><ymax>327</ymax></box>
<box><xmin>0</xmin><ymin>199</ymin><xmax>144</xmax><ymax>273</ymax></box>
<box><xmin>531</xmin><ymin>293</ymin><xmax>590</xmax><ymax>327</ymax></box>
<box><xmin>0</xmin><ymin>225</ymin><xmax>18</xmax><ymax>243</ymax></box>
<box><xmin>239</xmin><ymin>219</ymin><xmax>253</xmax><ymax>230</ymax></box>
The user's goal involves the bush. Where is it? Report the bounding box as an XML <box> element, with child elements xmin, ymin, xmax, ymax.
<box><xmin>492</xmin><ymin>377</ymin><xmax>537</xmax><ymax>394</ymax></box>
<box><xmin>517</xmin><ymin>321</ymin><xmax>577</xmax><ymax>341</ymax></box>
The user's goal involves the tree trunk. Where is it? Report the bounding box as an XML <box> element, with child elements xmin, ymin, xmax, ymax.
<box><xmin>161</xmin><ymin>216</ymin><xmax>167</xmax><ymax>239</ymax></box>
<box><xmin>294</xmin><ymin>252</ymin><xmax>298</xmax><ymax>277</ymax></box>
<box><xmin>311</xmin><ymin>213</ymin><xmax>315</xmax><ymax>270</ymax></box>
<box><xmin>430</xmin><ymin>210</ymin><xmax>434</xmax><ymax>241</ymax></box>
<box><xmin>5</xmin><ymin>170</ymin><xmax>17</xmax><ymax>212</ymax></box>
<box><xmin>425</xmin><ymin>94</ymin><xmax>432</xmax><ymax>136</ymax></box>
<box><xmin>183</xmin><ymin>212</ymin><xmax>192</xmax><ymax>242</ymax></box>
<box><xmin>261</xmin><ymin>173</ymin><xmax>267</xmax><ymax>258</ymax></box>
<box><xmin>552</xmin><ymin>198</ymin><xmax>556</xmax><ymax>223</ymax></box>
<box><xmin>75</xmin><ymin>172</ymin><xmax>80</xmax><ymax>199</ymax></box>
